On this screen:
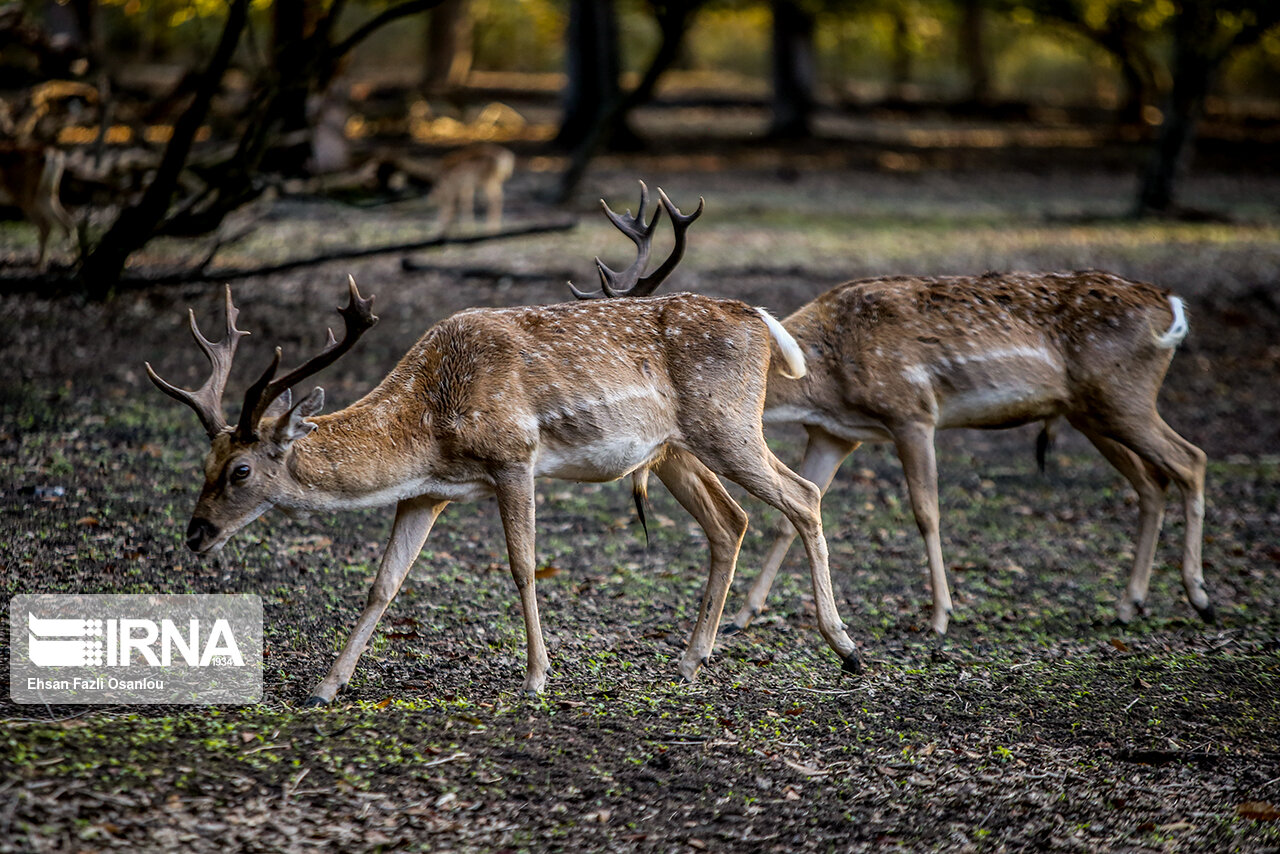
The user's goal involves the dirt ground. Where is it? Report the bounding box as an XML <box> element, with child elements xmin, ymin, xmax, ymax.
<box><xmin>2</xmin><ymin>157</ymin><xmax>1280</xmax><ymax>852</ymax></box>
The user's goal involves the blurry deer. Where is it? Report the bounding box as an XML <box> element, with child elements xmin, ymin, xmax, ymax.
<box><xmin>146</xmin><ymin>193</ymin><xmax>859</xmax><ymax>706</ymax></box>
<box><xmin>0</xmin><ymin>145</ymin><xmax>74</xmax><ymax>271</ymax></box>
<box><xmin>390</xmin><ymin>143</ymin><xmax>515</xmax><ymax>233</ymax></box>
<box><xmin>572</xmin><ymin>185</ymin><xmax>1209</xmax><ymax>637</ymax></box>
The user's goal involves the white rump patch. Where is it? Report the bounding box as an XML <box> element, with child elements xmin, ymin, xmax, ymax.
<box><xmin>1153</xmin><ymin>295</ymin><xmax>1189</xmax><ymax>349</ymax></box>
<box><xmin>757</xmin><ymin>308</ymin><xmax>806</xmax><ymax>379</ymax></box>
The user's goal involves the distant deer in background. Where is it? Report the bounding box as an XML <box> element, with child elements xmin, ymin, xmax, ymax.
<box><xmin>0</xmin><ymin>81</ymin><xmax>89</xmax><ymax>270</ymax></box>
<box><xmin>0</xmin><ymin>145</ymin><xmax>74</xmax><ymax>271</ymax></box>
<box><xmin>573</xmin><ymin>185</ymin><xmax>1210</xmax><ymax>637</ymax></box>
<box><xmin>388</xmin><ymin>143</ymin><xmax>515</xmax><ymax>233</ymax></box>
<box><xmin>147</xmin><ymin>192</ymin><xmax>859</xmax><ymax>706</ymax></box>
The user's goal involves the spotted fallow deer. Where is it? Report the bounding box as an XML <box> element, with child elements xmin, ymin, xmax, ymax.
<box><xmin>0</xmin><ymin>145</ymin><xmax>74</xmax><ymax>271</ymax></box>
<box><xmin>572</xmin><ymin>191</ymin><xmax>1209</xmax><ymax>638</ymax></box>
<box><xmin>146</xmin><ymin>199</ymin><xmax>859</xmax><ymax>706</ymax></box>
<box><xmin>389</xmin><ymin>143</ymin><xmax>515</xmax><ymax>234</ymax></box>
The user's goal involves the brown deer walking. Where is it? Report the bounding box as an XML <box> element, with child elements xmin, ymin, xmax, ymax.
<box><xmin>147</xmin><ymin>196</ymin><xmax>859</xmax><ymax>706</ymax></box>
<box><xmin>573</xmin><ymin>186</ymin><xmax>1210</xmax><ymax>638</ymax></box>
<box><xmin>0</xmin><ymin>145</ymin><xmax>73</xmax><ymax>271</ymax></box>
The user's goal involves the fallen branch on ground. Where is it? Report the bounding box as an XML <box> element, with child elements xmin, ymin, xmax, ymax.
<box><xmin>0</xmin><ymin>219</ymin><xmax>578</xmax><ymax>293</ymax></box>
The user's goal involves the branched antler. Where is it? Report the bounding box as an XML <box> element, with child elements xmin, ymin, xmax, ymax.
<box><xmin>235</xmin><ymin>275</ymin><xmax>378</xmax><ymax>441</ymax></box>
<box><xmin>145</xmin><ymin>285</ymin><xmax>248</xmax><ymax>438</ymax></box>
<box><xmin>570</xmin><ymin>181</ymin><xmax>704</xmax><ymax>300</ymax></box>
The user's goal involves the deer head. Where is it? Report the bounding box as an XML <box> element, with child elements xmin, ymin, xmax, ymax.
<box><xmin>146</xmin><ymin>276</ymin><xmax>377</xmax><ymax>553</ymax></box>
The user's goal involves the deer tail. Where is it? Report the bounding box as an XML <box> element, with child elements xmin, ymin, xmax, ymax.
<box><xmin>756</xmin><ymin>307</ymin><xmax>806</xmax><ymax>379</ymax></box>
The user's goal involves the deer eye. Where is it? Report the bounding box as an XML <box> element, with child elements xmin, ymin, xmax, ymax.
<box><xmin>230</xmin><ymin>463</ymin><xmax>252</xmax><ymax>483</ymax></box>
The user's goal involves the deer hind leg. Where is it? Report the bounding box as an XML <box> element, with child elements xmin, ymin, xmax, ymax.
<box><xmin>307</xmin><ymin>496</ymin><xmax>448</xmax><ymax>706</ymax></box>
<box><xmin>433</xmin><ymin>184</ymin><xmax>457</xmax><ymax>234</ymax></box>
<box><xmin>892</xmin><ymin>422</ymin><xmax>953</xmax><ymax>636</ymax></box>
<box><xmin>1085</xmin><ymin>414</ymin><xmax>1209</xmax><ymax>622</ymax></box>
<box><xmin>457</xmin><ymin>175</ymin><xmax>478</xmax><ymax>231</ymax></box>
<box><xmin>494</xmin><ymin>466</ymin><xmax>551</xmax><ymax>694</ymax></box>
<box><xmin>728</xmin><ymin>426</ymin><xmax>857</xmax><ymax>634</ymax></box>
<box><xmin>1077</xmin><ymin>427</ymin><xmax>1169</xmax><ymax>623</ymax></box>
<box><xmin>652</xmin><ymin>449</ymin><xmax>749</xmax><ymax>681</ymax></box>
<box><xmin>34</xmin><ymin>218</ymin><xmax>52</xmax><ymax>272</ymax></box>
<box><xmin>701</xmin><ymin>437</ymin><xmax>860</xmax><ymax>673</ymax></box>
<box><xmin>482</xmin><ymin>175</ymin><xmax>504</xmax><ymax>232</ymax></box>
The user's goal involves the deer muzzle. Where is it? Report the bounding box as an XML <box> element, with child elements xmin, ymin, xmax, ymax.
<box><xmin>186</xmin><ymin>517</ymin><xmax>220</xmax><ymax>553</ymax></box>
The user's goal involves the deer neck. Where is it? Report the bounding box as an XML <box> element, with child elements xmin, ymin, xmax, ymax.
<box><xmin>278</xmin><ymin>393</ymin><xmax>438</xmax><ymax>511</ymax></box>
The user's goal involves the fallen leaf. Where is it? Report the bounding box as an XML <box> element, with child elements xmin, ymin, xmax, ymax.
<box><xmin>288</xmin><ymin>534</ymin><xmax>332</xmax><ymax>554</ymax></box>
<box><xmin>1109</xmin><ymin>638</ymin><xmax>1131</xmax><ymax>652</ymax></box>
<box><xmin>784</xmin><ymin>759</ymin><xmax>829</xmax><ymax>777</ymax></box>
<box><xmin>77</xmin><ymin>516</ymin><xmax>99</xmax><ymax>527</ymax></box>
<box><xmin>375</xmin><ymin>697</ymin><xmax>393</xmax><ymax>709</ymax></box>
<box><xmin>535</xmin><ymin>565</ymin><xmax>562</xmax><ymax>579</ymax></box>
<box><xmin>1238</xmin><ymin>801</ymin><xmax>1280</xmax><ymax>821</ymax></box>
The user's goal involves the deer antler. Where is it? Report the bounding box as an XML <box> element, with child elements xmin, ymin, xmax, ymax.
<box><xmin>570</xmin><ymin>181</ymin><xmax>705</xmax><ymax>300</ymax></box>
<box><xmin>235</xmin><ymin>275</ymin><xmax>378</xmax><ymax>442</ymax></box>
<box><xmin>145</xmin><ymin>285</ymin><xmax>248</xmax><ymax>439</ymax></box>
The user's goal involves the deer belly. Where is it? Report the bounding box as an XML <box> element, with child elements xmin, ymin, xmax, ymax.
<box><xmin>532</xmin><ymin>388</ymin><xmax>670</xmax><ymax>481</ymax></box>
<box><xmin>925</xmin><ymin>345</ymin><xmax>1066</xmax><ymax>429</ymax></box>
<box><xmin>936</xmin><ymin>385</ymin><xmax>1061</xmax><ymax>428</ymax></box>
<box><xmin>764</xmin><ymin>404</ymin><xmax>894</xmax><ymax>443</ymax></box>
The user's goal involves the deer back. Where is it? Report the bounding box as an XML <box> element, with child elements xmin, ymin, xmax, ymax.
<box><xmin>290</xmin><ymin>294</ymin><xmax>781</xmax><ymax>491</ymax></box>
<box><xmin>769</xmin><ymin>271</ymin><xmax>1185</xmax><ymax>434</ymax></box>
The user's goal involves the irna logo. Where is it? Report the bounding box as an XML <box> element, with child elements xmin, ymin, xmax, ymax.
<box><xmin>27</xmin><ymin>613</ymin><xmax>245</xmax><ymax>668</ymax></box>
<box><xmin>10</xmin><ymin>594</ymin><xmax>262</xmax><ymax>705</ymax></box>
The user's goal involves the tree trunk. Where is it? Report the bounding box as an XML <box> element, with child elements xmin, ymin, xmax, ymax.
<box><xmin>79</xmin><ymin>0</ymin><xmax>250</xmax><ymax>295</ymax></box>
<box><xmin>958</xmin><ymin>0</ymin><xmax>989</xmax><ymax>105</ymax></box>
<box><xmin>1134</xmin><ymin>7</ymin><xmax>1214</xmax><ymax>215</ymax></box>
<box><xmin>890</xmin><ymin>9</ymin><xmax>912</xmax><ymax>101</ymax></box>
<box><xmin>769</xmin><ymin>0</ymin><xmax>816</xmax><ymax>139</ymax></box>
<box><xmin>554</xmin><ymin>2</ymin><xmax>701</xmax><ymax>203</ymax></box>
<box><xmin>271</xmin><ymin>0</ymin><xmax>311</xmax><ymax>176</ymax></box>
<box><xmin>421</xmin><ymin>0</ymin><xmax>472</xmax><ymax>94</ymax></box>
<box><xmin>554</xmin><ymin>0</ymin><xmax>621</xmax><ymax>150</ymax></box>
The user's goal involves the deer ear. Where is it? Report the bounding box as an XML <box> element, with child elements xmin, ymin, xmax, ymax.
<box><xmin>273</xmin><ymin>387</ymin><xmax>324</xmax><ymax>445</ymax></box>
<box><xmin>263</xmin><ymin>388</ymin><xmax>292</xmax><ymax>418</ymax></box>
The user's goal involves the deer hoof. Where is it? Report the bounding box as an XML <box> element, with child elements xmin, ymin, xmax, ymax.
<box><xmin>840</xmin><ymin>653</ymin><xmax>862</xmax><ymax>675</ymax></box>
<box><xmin>1194</xmin><ymin>601</ymin><xmax>1217</xmax><ymax>625</ymax></box>
<box><xmin>1115</xmin><ymin>598</ymin><xmax>1144</xmax><ymax>624</ymax></box>
<box><xmin>302</xmin><ymin>695</ymin><xmax>329</xmax><ymax>708</ymax></box>
<box><xmin>720</xmin><ymin>621</ymin><xmax>745</xmax><ymax>637</ymax></box>
<box><xmin>677</xmin><ymin>656</ymin><xmax>706</xmax><ymax>683</ymax></box>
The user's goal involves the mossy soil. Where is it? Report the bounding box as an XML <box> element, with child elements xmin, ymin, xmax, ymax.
<box><xmin>2</xmin><ymin>165</ymin><xmax>1279</xmax><ymax>852</ymax></box>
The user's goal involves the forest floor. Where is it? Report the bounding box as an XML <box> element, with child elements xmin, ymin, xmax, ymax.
<box><xmin>2</xmin><ymin>153</ymin><xmax>1280</xmax><ymax>852</ymax></box>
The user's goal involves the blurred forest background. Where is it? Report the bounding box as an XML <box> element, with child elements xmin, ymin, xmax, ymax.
<box><xmin>1</xmin><ymin>0</ymin><xmax>1278</xmax><ymax>292</ymax></box>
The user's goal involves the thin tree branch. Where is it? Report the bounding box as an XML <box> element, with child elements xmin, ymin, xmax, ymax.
<box><xmin>125</xmin><ymin>220</ymin><xmax>578</xmax><ymax>286</ymax></box>
<box><xmin>332</xmin><ymin>0</ymin><xmax>450</xmax><ymax>59</ymax></box>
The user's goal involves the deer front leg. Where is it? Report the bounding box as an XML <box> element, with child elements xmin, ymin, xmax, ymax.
<box><xmin>653</xmin><ymin>450</ymin><xmax>749</xmax><ymax>681</ymax></box>
<box><xmin>494</xmin><ymin>467</ymin><xmax>550</xmax><ymax>695</ymax></box>
<box><xmin>727</xmin><ymin>427</ymin><xmax>857</xmax><ymax>634</ymax></box>
<box><xmin>306</xmin><ymin>496</ymin><xmax>448</xmax><ymax>706</ymax></box>
<box><xmin>892</xmin><ymin>422</ymin><xmax>953</xmax><ymax>636</ymax></box>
